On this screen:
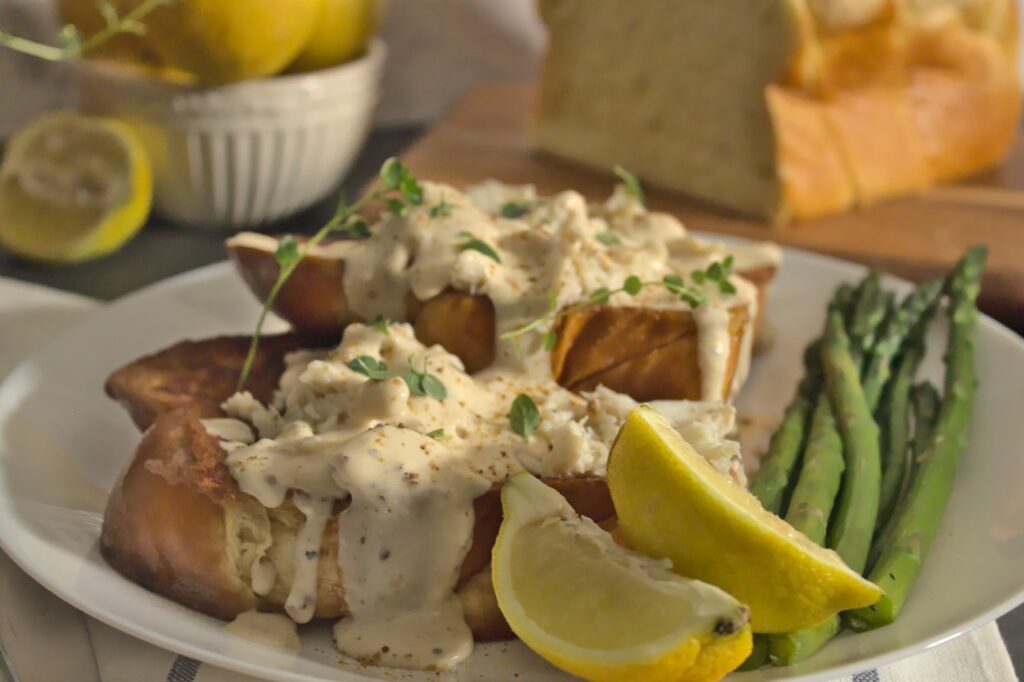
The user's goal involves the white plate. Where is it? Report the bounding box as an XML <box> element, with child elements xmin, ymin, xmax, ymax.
<box><xmin>0</xmin><ymin>247</ymin><xmax>1022</xmax><ymax>682</ymax></box>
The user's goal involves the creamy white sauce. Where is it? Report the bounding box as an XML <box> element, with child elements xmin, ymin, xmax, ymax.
<box><xmin>225</xmin><ymin>610</ymin><xmax>301</xmax><ymax>651</ymax></box>
<box><xmin>332</xmin><ymin>426</ymin><xmax>489</xmax><ymax>668</ymax></box>
<box><xmin>255</xmin><ymin>180</ymin><xmax>779</xmax><ymax>383</ymax></box>
<box><xmin>218</xmin><ymin>180</ymin><xmax>779</xmax><ymax>670</ymax></box>
<box><xmin>285</xmin><ymin>493</ymin><xmax>334</xmax><ymax>624</ymax></box>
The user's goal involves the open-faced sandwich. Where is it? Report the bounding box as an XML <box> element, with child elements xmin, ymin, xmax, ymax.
<box><xmin>97</xmin><ymin>160</ymin><xmax>981</xmax><ymax>680</ymax></box>
<box><xmin>100</xmin><ymin>165</ymin><xmax>781</xmax><ymax>669</ymax></box>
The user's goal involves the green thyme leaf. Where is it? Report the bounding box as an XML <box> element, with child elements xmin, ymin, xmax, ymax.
<box><xmin>430</xmin><ymin>197</ymin><xmax>454</xmax><ymax>218</ymax></box>
<box><xmin>401</xmin><ymin>174</ymin><xmax>423</xmax><ymax>205</ymax></box>
<box><xmin>590</xmin><ymin>287</ymin><xmax>612</xmax><ymax>305</ymax></box>
<box><xmin>403</xmin><ymin>357</ymin><xmax>447</xmax><ymax>401</ymax></box>
<box><xmin>623</xmin><ymin>275</ymin><xmax>643</xmax><ymax>296</ymax></box>
<box><xmin>370</xmin><ymin>314</ymin><xmax>390</xmax><ymax>334</ymax></box>
<box><xmin>347</xmin><ymin>356</ymin><xmax>391</xmax><ymax>381</ymax></box>
<box><xmin>662</xmin><ymin>274</ymin><xmax>685</xmax><ymax>290</ymax></box>
<box><xmin>420</xmin><ymin>373</ymin><xmax>447</xmax><ymax>400</ymax></box>
<box><xmin>426</xmin><ymin>428</ymin><xmax>446</xmax><ymax>440</ymax></box>
<box><xmin>613</xmin><ymin>165</ymin><xmax>645</xmax><ymax>206</ymax></box>
<box><xmin>508</xmin><ymin>393</ymin><xmax>540</xmax><ymax>441</ymax></box>
<box><xmin>546</xmin><ymin>289</ymin><xmax>558</xmax><ymax>312</ymax></box>
<box><xmin>694</xmin><ymin>257</ymin><xmax>737</xmax><ymax>296</ymax></box>
<box><xmin>680</xmin><ymin>289</ymin><xmax>706</xmax><ymax>308</ymax></box>
<box><xmin>595</xmin><ymin>232</ymin><xmax>621</xmax><ymax>246</ymax></box>
<box><xmin>543</xmin><ymin>328</ymin><xmax>558</xmax><ymax>351</ymax></box>
<box><xmin>456</xmin><ymin>232</ymin><xmax>501</xmax><ymax>263</ymax></box>
<box><xmin>499</xmin><ymin>202</ymin><xmax>530</xmax><ymax>219</ymax></box>
<box><xmin>380</xmin><ymin>157</ymin><xmax>404</xmax><ymax>190</ymax></box>
<box><xmin>386</xmin><ymin>198</ymin><xmax>406</xmax><ymax>216</ymax></box>
<box><xmin>343</xmin><ymin>216</ymin><xmax>371</xmax><ymax>239</ymax></box>
<box><xmin>98</xmin><ymin>1</ymin><xmax>119</xmax><ymax>27</ymax></box>
<box><xmin>274</xmin><ymin>235</ymin><xmax>299</xmax><ymax>267</ymax></box>
<box><xmin>57</xmin><ymin>25</ymin><xmax>82</xmax><ymax>53</ymax></box>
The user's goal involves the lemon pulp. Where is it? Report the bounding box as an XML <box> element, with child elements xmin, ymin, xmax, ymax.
<box><xmin>492</xmin><ymin>472</ymin><xmax>752</xmax><ymax>682</ymax></box>
<box><xmin>0</xmin><ymin>111</ymin><xmax>151</xmax><ymax>263</ymax></box>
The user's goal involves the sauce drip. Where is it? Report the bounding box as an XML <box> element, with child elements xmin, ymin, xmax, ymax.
<box><xmin>225</xmin><ymin>610</ymin><xmax>301</xmax><ymax>651</ymax></box>
<box><xmin>332</xmin><ymin>426</ymin><xmax>489</xmax><ymax>668</ymax></box>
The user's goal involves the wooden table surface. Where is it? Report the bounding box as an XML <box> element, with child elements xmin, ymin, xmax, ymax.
<box><xmin>403</xmin><ymin>85</ymin><xmax>1024</xmax><ymax>332</ymax></box>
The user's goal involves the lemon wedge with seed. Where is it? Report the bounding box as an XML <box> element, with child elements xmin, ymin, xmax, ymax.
<box><xmin>0</xmin><ymin>112</ymin><xmax>152</xmax><ymax>263</ymax></box>
<box><xmin>608</xmin><ymin>405</ymin><xmax>882</xmax><ymax>634</ymax></box>
<box><xmin>492</xmin><ymin>472</ymin><xmax>753</xmax><ymax>682</ymax></box>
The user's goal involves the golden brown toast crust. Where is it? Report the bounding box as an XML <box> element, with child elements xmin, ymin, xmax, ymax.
<box><xmin>104</xmin><ymin>333</ymin><xmax>316</xmax><ymax>431</ymax></box>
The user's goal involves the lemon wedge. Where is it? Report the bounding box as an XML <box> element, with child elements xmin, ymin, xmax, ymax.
<box><xmin>492</xmin><ymin>472</ymin><xmax>753</xmax><ymax>682</ymax></box>
<box><xmin>0</xmin><ymin>112</ymin><xmax>152</xmax><ymax>263</ymax></box>
<box><xmin>608</xmin><ymin>405</ymin><xmax>882</xmax><ymax>634</ymax></box>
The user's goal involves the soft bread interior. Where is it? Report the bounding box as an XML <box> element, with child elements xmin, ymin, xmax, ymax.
<box><xmin>535</xmin><ymin>0</ymin><xmax>800</xmax><ymax>218</ymax></box>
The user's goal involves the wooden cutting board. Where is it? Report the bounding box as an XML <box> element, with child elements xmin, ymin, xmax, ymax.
<box><xmin>400</xmin><ymin>85</ymin><xmax>1024</xmax><ymax>333</ymax></box>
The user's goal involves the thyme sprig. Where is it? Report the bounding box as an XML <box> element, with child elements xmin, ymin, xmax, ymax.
<box><xmin>236</xmin><ymin>157</ymin><xmax>423</xmax><ymax>390</ymax></box>
<box><xmin>0</xmin><ymin>0</ymin><xmax>173</xmax><ymax>61</ymax></box>
<box><xmin>345</xmin><ymin>354</ymin><xmax>447</xmax><ymax>401</ymax></box>
<box><xmin>499</xmin><ymin>258</ymin><xmax>737</xmax><ymax>348</ymax></box>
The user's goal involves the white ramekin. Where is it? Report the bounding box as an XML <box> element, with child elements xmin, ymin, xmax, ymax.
<box><xmin>74</xmin><ymin>40</ymin><xmax>386</xmax><ymax>230</ymax></box>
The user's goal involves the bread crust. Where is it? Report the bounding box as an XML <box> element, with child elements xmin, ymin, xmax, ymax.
<box><xmin>777</xmin><ymin>0</ymin><xmax>1022</xmax><ymax>213</ymax></box>
<box><xmin>551</xmin><ymin>305</ymin><xmax>749</xmax><ymax>401</ymax></box>
<box><xmin>102</xmin><ymin>336</ymin><xmax>614</xmax><ymax>639</ymax></box>
<box><xmin>105</xmin><ymin>333</ymin><xmax>315</xmax><ymax>431</ymax></box>
<box><xmin>101</xmin><ymin>407</ymin><xmax>260</xmax><ymax>619</ymax></box>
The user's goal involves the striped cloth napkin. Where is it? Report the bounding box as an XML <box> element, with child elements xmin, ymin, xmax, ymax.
<box><xmin>0</xmin><ymin>278</ymin><xmax>1017</xmax><ymax>682</ymax></box>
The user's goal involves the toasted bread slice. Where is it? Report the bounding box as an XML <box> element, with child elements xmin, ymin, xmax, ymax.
<box><xmin>226</xmin><ymin>236</ymin><xmax>775</xmax><ymax>400</ymax></box>
<box><xmin>101</xmin><ymin>336</ymin><xmax>613</xmax><ymax>639</ymax></box>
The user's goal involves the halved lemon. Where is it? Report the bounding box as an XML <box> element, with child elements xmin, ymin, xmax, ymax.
<box><xmin>0</xmin><ymin>111</ymin><xmax>152</xmax><ymax>263</ymax></box>
<box><xmin>608</xmin><ymin>405</ymin><xmax>882</xmax><ymax>634</ymax></box>
<box><xmin>492</xmin><ymin>472</ymin><xmax>753</xmax><ymax>682</ymax></box>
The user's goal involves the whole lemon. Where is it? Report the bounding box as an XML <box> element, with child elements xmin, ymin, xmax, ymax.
<box><xmin>125</xmin><ymin>0</ymin><xmax>323</xmax><ymax>83</ymax></box>
<box><xmin>289</xmin><ymin>0</ymin><xmax>381</xmax><ymax>73</ymax></box>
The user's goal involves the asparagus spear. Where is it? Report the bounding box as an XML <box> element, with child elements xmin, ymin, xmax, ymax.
<box><xmin>749</xmin><ymin>284</ymin><xmax>854</xmax><ymax>514</ymax></box>
<box><xmin>738</xmin><ymin>635</ymin><xmax>770</xmax><ymax>671</ymax></box>
<box><xmin>782</xmin><ymin>396</ymin><xmax>843</xmax><ymax>544</ymax></box>
<box><xmin>824</xmin><ymin>310</ymin><xmax>882</xmax><ymax>574</ymax></box>
<box><xmin>846</xmin><ymin>246</ymin><xmax>986</xmax><ymax>632</ymax></box>
<box><xmin>876</xmin><ymin>317</ymin><xmax>933</xmax><ymax>527</ymax></box>
<box><xmin>768</xmin><ymin>615</ymin><xmax>840</xmax><ymax>666</ymax></box>
<box><xmin>749</xmin><ymin>341</ymin><xmax>822</xmax><ymax>514</ymax></box>
<box><xmin>767</xmin><ymin>394</ymin><xmax>845</xmax><ymax>665</ymax></box>
<box><xmin>782</xmin><ymin>274</ymin><xmax>937</xmax><ymax>540</ymax></box>
<box><xmin>846</xmin><ymin>272</ymin><xmax>889</xmax><ymax>366</ymax></box>
<box><xmin>769</xmin><ymin>306</ymin><xmax>881</xmax><ymax>665</ymax></box>
<box><xmin>910</xmin><ymin>383</ymin><xmax>941</xmax><ymax>459</ymax></box>
<box><xmin>861</xmin><ymin>279</ymin><xmax>945</xmax><ymax>409</ymax></box>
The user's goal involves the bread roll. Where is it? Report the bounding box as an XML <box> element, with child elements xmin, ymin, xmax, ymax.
<box><xmin>101</xmin><ymin>405</ymin><xmax>612</xmax><ymax>638</ymax></box>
